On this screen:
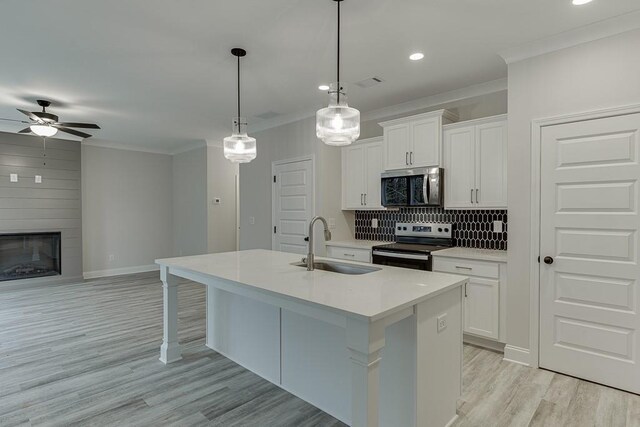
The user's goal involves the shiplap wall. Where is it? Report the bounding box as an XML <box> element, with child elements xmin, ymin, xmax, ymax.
<box><xmin>0</xmin><ymin>131</ymin><xmax>82</xmax><ymax>283</ymax></box>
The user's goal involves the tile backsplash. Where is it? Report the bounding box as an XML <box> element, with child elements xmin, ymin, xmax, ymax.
<box><xmin>355</xmin><ymin>208</ymin><xmax>507</xmax><ymax>250</ymax></box>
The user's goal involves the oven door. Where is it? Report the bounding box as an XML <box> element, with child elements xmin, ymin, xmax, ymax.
<box><xmin>372</xmin><ymin>250</ymin><xmax>431</xmax><ymax>271</ymax></box>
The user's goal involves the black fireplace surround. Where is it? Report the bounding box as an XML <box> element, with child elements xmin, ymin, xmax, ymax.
<box><xmin>0</xmin><ymin>232</ymin><xmax>61</xmax><ymax>281</ymax></box>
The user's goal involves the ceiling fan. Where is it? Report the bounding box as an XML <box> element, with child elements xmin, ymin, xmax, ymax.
<box><xmin>2</xmin><ymin>99</ymin><xmax>100</xmax><ymax>139</ymax></box>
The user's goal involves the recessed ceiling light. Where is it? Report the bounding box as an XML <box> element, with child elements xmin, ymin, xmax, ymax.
<box><xmin>318</xmin><ymin>85</ymin><xmax>330</xmax><ymax>91</ymax></box>
<box><xmin>572</xmin><ymin>0</ymin><xmax>592</xmax><ymax>5</ymax></box>
<box><xmin>409</xmin><ymin>52</ymin><xmax>424</xmax><ymax>61</ymax></box>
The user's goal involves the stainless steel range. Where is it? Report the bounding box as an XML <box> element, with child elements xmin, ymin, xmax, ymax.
<box><xmin>372</xmin><ymin>222</ymin><xmax>453</xmax><ymax>271</ymax></box>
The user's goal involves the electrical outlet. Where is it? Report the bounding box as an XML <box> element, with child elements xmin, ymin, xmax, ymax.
<box><xmin>371</xmin><ymin>218</ymin><xmax>378</xmax><ymax>229</ymax></box>
<box><xmin>10</xmin><ymin>174</ymin><xmax>18</xmax><ymax>183</ymax></box>
<box><xmin>493</xmin><ymin>220</ymin><xmax>503</xmax><ymax>233</ymax></box>
<box><xmin>437</xmin><ymin>313</ymin><xmax>447</xmax><ymax>333</ymax></box>
<box><xmin>328</xmin><ymin>218</ymin><xmax>336</xmax><ymax>229</ymax></box>
<box><xmin>35</xmin><ymin>175</ymin><xmax>42</xmax><ymax>184</ymax></box>
<box><xmin>108</xmin><ymin>254</ymin><xmax>115</xmax><ymax>262</ymax></box>
<box><xmin>249</xmin><ymin>216</ymin><xmax>255</xmax><ymax>225</ymax></box>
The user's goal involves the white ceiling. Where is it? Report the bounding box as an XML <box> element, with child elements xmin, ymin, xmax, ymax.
<box><xmin>0</xmin><ymin>0</ymin><xmax>639</xmax><ymax>152</ymax></box>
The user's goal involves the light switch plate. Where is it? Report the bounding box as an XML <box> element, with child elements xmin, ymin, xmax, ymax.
<box><xmin>249</xmin><ymin>216</ymin><xmax>255</xmax><ymax>225</ymax></box>
<box><xmin>10</xmin><ymin>174</ymin><xmax>18</xmax><ymax>183</ymax></box>
<box><xmin>328</xmin><ymin>218</ymin><xmax>336</xmax><ymax>229</ymax></box>
<box><xmin>493</xmin><ymin>220</ymin><xmax>503</xmax><ymax>233</ymax></box>
<box><xmin>371</xmin><ymin>218</ymin><xmax>378</xmax><ymax>229</ymax></box>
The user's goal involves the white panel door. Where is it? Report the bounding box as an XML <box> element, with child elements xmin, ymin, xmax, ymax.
<box><xmin>444</xmin><ymin>126</ymin><xmax>476</xmax><ymax>208</ymax></box>
<box><xmin>342</xmin><ymin>145</ymin><xmax>365</xmax><ymax>209</ymax></box>
<box><xmin>475</xmin><ymin>120</ymin><xmax>507</xmax><ymax>208</ymax></box>
<box><xmin>272</xmin><ymin>159</ymin><xmax>313</xmax><ymax>255</ymax></box>
<box><xmin>364</xmin><ymin>142</ymin><xmax>383</xmax><ymax>209</ymax></box>
<box><xmin>411</xmin><ymin>117</ymin><xmax>440</xmax><ymax>167</ymax></box>
<box><xmin>540</xmin><ymin>113</ymin><xmax>640</xmax><ymax>393</ymax></box>
<box><xmin>384</xmin><ymin>123</ymin><xmax>411</xmax><ymax>170</ymax></box>
<box><xmin>464</xmin><ymin>277</ymin><xmax>500</xmax><ymax>340</ymax></box>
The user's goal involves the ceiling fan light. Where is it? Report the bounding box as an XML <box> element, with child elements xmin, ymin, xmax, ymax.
<box><xmin>316</xmin><ymin>82</ymin><xmax>360</xmax><ymax>146</ymax></box>
<box><xmin>30</xmin><ymin>125</ymin><xmax>58</xmax><ymax>137</ymax></box>
<box><xmin>224</xmin><ymin>117</ymin><xmax>257</xmax><ymax>163</ymax></box>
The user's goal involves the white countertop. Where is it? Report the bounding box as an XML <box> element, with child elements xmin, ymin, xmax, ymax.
<box><xmin>432</xmin><ymin>247</ymin><xmax>507</xmax><ymax>263</ymax></box>
<box><xmin>325</xmin><ymin>240</ymin><xmax>388</xmax><ymax>249</ymax></box>
<box><xmin>156</xmin><ymin>249</ymin><xmax>466</xmax><ymax>321</ymax></box>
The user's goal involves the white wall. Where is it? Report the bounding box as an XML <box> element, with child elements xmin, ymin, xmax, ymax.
<box><xmin>506</xmin><ymin>29</ymin><xmax>640</xmax><ymax>350</ymax></box>
<box><xmin>172</xmin><ymin>146</ymin><xmax>208</xmax><ymax>256</ymax></box>
<box><xmin>207</xmin><ymin>144</ymin><xmax>239</xmax><ymax>253</ymax></box>
<box><xmin>82</xmin><ymin>145</ymin><xmax>173</xmax><ymax>276</ymax></box>
<box><xmin>239</xmin><ymin>116</ymin><xmax>354</xmax><ymax>254</ymax></box>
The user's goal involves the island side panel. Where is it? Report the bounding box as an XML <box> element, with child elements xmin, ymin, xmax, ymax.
<box><xmin>416</xmin><ymin>284</ymin><xmax>463</xmax><ymax>427</ymax></box>
<box><xmin>206</xmin><ymin>287</ymin><xmax>281</xmax><ymax>384</ymax></box>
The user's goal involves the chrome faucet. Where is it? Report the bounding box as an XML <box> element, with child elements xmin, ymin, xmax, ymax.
<box><xmin>304</xmin><ymin>216</ymin><xmax>332</xmax><ymax>271</ymax></box>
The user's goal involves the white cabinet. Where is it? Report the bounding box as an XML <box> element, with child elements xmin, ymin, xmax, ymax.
<box><xmin>380</xmin><ymin>110</ymin><xmax>458</xmax><ymax>171</ymax></box>
<box><xmin>433</xmin><ymin>255</ymin><xmax>507</xmax><ymax>344</ymax></box>
<box><xmin>443</xmin><ymin>115</ymin><xmax>507</xmax><ymax>209</ymax></box>
<box><xmin>342</xmin><ymin>137</ymin><xmax>384</xmax><ymax>210</ymax></box>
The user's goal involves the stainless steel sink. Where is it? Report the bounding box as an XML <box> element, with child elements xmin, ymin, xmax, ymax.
<box><xmin>292</xmin><ymin>260</ymin><xmax>380</xmax><ymax>275</ymax></box>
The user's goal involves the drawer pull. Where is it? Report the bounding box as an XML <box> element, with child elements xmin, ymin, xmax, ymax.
<box><xmin>344</xmin><ymin>253</ymin><xmax>355</xmax><ymax>257</ymax></box>
<box><xmin>455</xmin><ymin>266</ymin><xmax>472</xmax><ymax>270</ymax></box>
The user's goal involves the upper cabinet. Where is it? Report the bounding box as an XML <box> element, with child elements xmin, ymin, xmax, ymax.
<box><xmin>380</xmin><ymin>110</ymin><xmax>458</xmax><ymax>171</ymax></box>
<box><xmin>443</xmin><ymin>115</ymin><xmax>507</xmax><ymax>209</ymax></box>
<box><xmin>342</xmin><ymin>137</ymin><xmax>384</xmax><ymax>210</ymax></box>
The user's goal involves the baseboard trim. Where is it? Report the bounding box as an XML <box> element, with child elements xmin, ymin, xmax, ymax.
<box><xmin>83</xmin><ymin>264</ymin><xmax>159</xmax><ymax>279</ymax></box>
<box><xmin>0</xmin><ymin>275</ymin><xmax>84</xmax><ymax>291</ymax></box>
<box><xmin>503</xmin><ymin>345</ymin><xmax>531</xmax><ymax>366</ymax></box>
<box><xmin>464</xmin><ymin>334</ymin><xmax>505</xmax><ymax>353</ymax></box>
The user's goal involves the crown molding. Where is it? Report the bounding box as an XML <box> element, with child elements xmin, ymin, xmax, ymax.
<box><xmin>248</xmin><ymin>107</ymin><xmax>317</xmax><ymax>134</ymax></box>
<box><xmin>206</xmin><ymin>140</ymin><xmax>223</xmax><ymax>148</ymax></box>
<box><xmin>169</xmin><ymin>140</ymin><xmax>207</xmax><ymax>155</ymax></box>
<box><xmin>499</xmin><ymin>10</ymin><xmax>640</xmax><ymax>65</ymax></box>
<box><xmin>82</xmin><ymin>139</ymin><xmax>174</xmax><ymax>155</ymax></box>
<box><xmin>361</xmin><ymin>78</ymin><xmax>507</xmax><ymax>123</ymax></box>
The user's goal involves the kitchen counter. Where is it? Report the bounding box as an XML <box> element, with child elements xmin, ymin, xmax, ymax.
<box><xmin>155</xmin><ymin>249</ymin><xmax>466</xmax><ymax>426</ymax></box>
<box><xmin>156</xmin><ymin>249</ymin><xmax>465</xmax><ymax>320</ymax></box>
<box><xmin>432</xmin><ymin>247</ymin><xmax>507</xmax><ymax>263</ymax></box>
<box><xmin>325</xmin><ymin>239</ymin><xmax>388</xmax><ymax>250</ymax></box>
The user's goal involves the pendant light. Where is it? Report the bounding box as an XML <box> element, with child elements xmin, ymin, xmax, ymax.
<box><xmin>316</xmin><ymin>0</ymin><xmax>360</xmax><ymax>146</ymax></box>
<box><xmin>223</xmin><ymin>48</ymin><xmax>256</xmax><ymax>163</ymax></box>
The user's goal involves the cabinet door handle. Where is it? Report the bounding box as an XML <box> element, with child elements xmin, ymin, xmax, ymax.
<box><xmin>410</xmin><ymin>151</ymin><xmax>414</xmax><ymax>165</ymax></box>
<box><xmin>476</xmin><ymin>189</ymin><xmax>479</xmax><ymax>204</ymax></box>
<box><xmin>406</xmin><ymin>152</ymin><xmax>409</xmax><ymax>165</ymax></box>
<box><xmin>364</xmin><ymin>193</ymin><xmax>367</xmax><ymax>205</ymax></box>
<box><xmin>361</xmin><ymin>194</ymin><xmax>364</xmax><ymax>205</ymax></box>
<box><xmin>464</xmin><ymin>282</ymin><xmax>468</xmax><ymax>298</ymax></box>
<box><xmin>471</xmin><ymin>189</ymin><xmax>474</xmax><ymax>204</ymax></box>
<box><xmin>456</xmin><ymin>265</ymin><xmax>472</xmax><ymax>270</ymax></box>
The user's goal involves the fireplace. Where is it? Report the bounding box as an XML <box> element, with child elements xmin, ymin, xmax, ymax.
<box><xmin>0</xmin><ymin>232</ymin><xmax>61</xmax><ymax>281</ymax></box>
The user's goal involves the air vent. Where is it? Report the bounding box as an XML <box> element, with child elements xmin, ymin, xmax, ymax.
<box><xmin>354</xmin><ymin>77</ymin><xmax>384</xmax><ymax>88</ymax></box>
<box><xmin>254</xmin><ymin>111</ymin><xmax>280</xmax><ymax>120</ymax></box>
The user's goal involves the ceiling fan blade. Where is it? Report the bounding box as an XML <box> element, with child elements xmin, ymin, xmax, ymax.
<box><xmin>0</xmin><ymin>117</ymin><xmax>29</xmax><ymax>123</ymax></box>
<box><xmin>53</xmin><ymin>126</ymin><xmax>92</xmax><ymax>139</ymax></box>
<box><xmin>56</xmin><ymin>122</ymin><xmax>100</xmax><ymax>129</ymax></box>
<box><xmin>17</xmin><ymin>109</ymin><xmax>43</xmax><ymax>123</ymax></box>
<box><xmin>18</xmin><ymin>127</ymin><xmax>32</xmax><ymax>134</ymax></box>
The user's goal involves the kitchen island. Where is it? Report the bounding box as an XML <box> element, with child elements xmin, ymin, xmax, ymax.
<box><xmin>155</xmin><ymin>249</ymin><xmax>467</xmax><ymax>427</ymax></box>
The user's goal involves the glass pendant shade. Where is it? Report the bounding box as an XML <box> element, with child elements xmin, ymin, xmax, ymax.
<box><xmin>316</xmin><ymin>82</ymin><xmax>360</xmax><ymax>146</ymax></box>
<box><xmin>223</xmin><ymin>117</ymin><xmax>256</xmax><ymax>163</ymax></box>
<box><xmin>30</xmin><ymin>125</ymin><xmax>58</xmax><ymax>137</ymax></box>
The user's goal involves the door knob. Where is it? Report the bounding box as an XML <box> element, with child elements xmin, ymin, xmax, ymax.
<box><xmin>543</xmin><ymin>256</ymin><xmax>554</xmax><ymax>265</ymax></box>
<box><xmin>304</xmin><ymin>237</ymin><xmax>309</xmax><ymax>242</ymax></box>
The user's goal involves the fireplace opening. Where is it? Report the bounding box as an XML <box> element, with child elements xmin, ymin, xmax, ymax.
<box><xmin>0</xmin><ymin>232</ymin><xmax>61</xmax><ymax>281</ymax></box>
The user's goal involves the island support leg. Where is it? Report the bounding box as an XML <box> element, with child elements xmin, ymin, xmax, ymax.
<box><xmin>159</xmin><ymin>266</ymin><xmax>182</xmax><ymax>364</ymax></box>
<box><xmin>347</xmin><ymin>317</ymin><xmax>385</xmax><ymax>427</ymax></box>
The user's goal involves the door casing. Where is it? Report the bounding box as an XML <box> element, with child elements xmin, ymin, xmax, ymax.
<box><xmin>529</xmin><ymin>103</ymin><xmax>640</xmax><ymax>368</ymax></box>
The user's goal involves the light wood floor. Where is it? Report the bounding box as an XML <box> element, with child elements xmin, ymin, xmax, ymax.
<box><xmin>0</xmin><ymin>272</ymin><xmax>638</xmax><ymax>426</ymax></box>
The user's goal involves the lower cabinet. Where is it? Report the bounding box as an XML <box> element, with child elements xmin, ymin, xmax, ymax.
<box><xmin>433</xmin><ymin>255</ymin><xmax>506</xmax><ymax>343</ymax></box>
<box><xmin>326</xmin><ymin>245</ymin><xmax>372</xmax><ymax>263</ymax></box>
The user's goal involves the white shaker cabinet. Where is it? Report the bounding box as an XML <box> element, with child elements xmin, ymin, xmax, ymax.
<box><xmin>443</xmin><ymin>115</ymin><xmax>507</xmax><ymax>209</ymax></box>
<box><xmin>341</xmin><ymin>137</ymin><xmax>384</xmax><ymax>210</ymax></box>
<box><xmin>380</xmin><ymin>110</ymin><xmax>458</xmax><ymax>171</ymax></box>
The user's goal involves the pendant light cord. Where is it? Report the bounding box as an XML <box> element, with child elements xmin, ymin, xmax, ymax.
<box><xmin>237</xmin><ymin>55</ymin><xmax>241</xmax><ymax>131</ymax></box>
<box><xmin>336</xmin><ymin>0</ymin><xmax>341</xmax><ymax>104</ymax></box>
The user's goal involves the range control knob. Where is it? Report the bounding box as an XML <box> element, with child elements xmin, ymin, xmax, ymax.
<box><xmin>444</xmin><ymin>228</ymin><xmax>449</xmax><ymax>232</ymax></box>
<box><xmin>438</xmin><ymin>228</ymin><xmax>443</xmax><ymax>232</ymax></box>
<box><xmin>397</xmin><ymin>226</ymin><xmax>401</xmax><ymax>230</ymax></box>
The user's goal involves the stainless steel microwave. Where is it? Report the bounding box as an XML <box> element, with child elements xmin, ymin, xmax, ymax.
<box><xmin>381</xmin><ymin>167</ymin><xmax>444</xmax><ymax>207</ymax></box>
